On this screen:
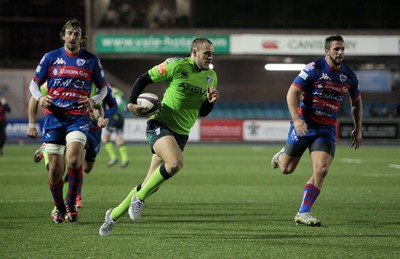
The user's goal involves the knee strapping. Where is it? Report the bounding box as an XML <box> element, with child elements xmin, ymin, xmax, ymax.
<box><xmin>66</xmin><ymin>131</ymin><xmax>87</xmax><ymax>146</ymax></box>
<box><xmin>46</xmin><ymin>143</ymin><xmax>65</xmax><ymax>155</ymax></box>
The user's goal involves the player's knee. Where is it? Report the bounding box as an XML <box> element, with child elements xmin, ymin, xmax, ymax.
<box><xmin>316</xmin><ymin>166</ymin><xmax>329</xmax><ymax>178</ymax></box>
<box><xmin>166</xmin><ymin>159</ymin><xmax>184</xmax><ymax>175</ymax></box>
<box><xmin>281</xmin><ymin>167</ymin><xmax>295</xmax><ymax>175</ymax></box>
<box><xmin>48</xmin><ymin>173</ymin><xmax>62</xmax><ymax>185</ymax></box>
<box><xmin>280</xmin><ymin>164</ymin><xmax>296</xmax><ymax>175</ymax></box>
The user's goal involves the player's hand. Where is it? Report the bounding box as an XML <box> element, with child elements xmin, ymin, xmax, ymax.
<box><xmin>127</xmin><ymin>102</ymin><xmax>148</xmax><ymax>117</ymax></box>
<box><xmin>26</xmin><ymin>127</ymin><xmax>38</xmax><ymax>139</ymax></box>
<box><xmin>293</xmin><ymin>117</ymin><xmax>308</xmax><ymax>136</ymax></box>
<box><xmin>38</xmin><ymin>95</ymin><xmax>53</xmax><ymax>108</ymax></box>
<box><xmin>97</xmin><ymin>117</ymin><xmax>107</xmax><ymax>128</ymax></box>
<box><xmin>206</xmin><ymin>87</ymin><xmax>219</xmax><ymax>103</ymax></box>
<box><xmin>78</xmin><ymin>96</ymin><xmax>94</xmax><ymax>110</ymax></box>
<box><xmin>351</xmin><ymin>129</ymin><xmax>362</xmax><ymax>149</ymax></box>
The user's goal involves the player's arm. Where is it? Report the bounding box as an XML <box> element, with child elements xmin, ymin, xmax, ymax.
<box><xmin>103</xmin><ymin>85</ymin><xmax>118</xmax><ymax>118</ymax></box>
<box><xmin>199</xmin><ymin>87</ymin><xmax>219</xmax><ymax>117</ymax></box>
<box><xmin>287</xmin><ymin>84</ymin><xmax>308</xmax><ymax>136</ymax></box>
<box><xmin>86</xmin><ymin>57</ymin><xmax>108</xmax><ymax>108</ymax></box>
<box><xmin>350</xmin><ymin>95</ymin><xmax>363</xmax><ymax>149</ymax></box>
<box><xmin>26</xmin><ymin>96</ymin><xmax>39</xmax><ymax>139</ymax></box>
<box><xmin>30</xmin><ymin>79</ymin><xmax>53</xmax><ymax>108</ymax></box>
<box><xmin>93</xmin><ymin>105</ymin><xmax>107</xmax><ymax>128</ymax></box>
<box><xmin>80</xmin><ymin>86</ymin><xmax>107</xmax><ymax>110</ymax></box>
<box><xmin>127</xmin><ymin>72</ymin><xmax>154</xmax><ymax>117</ymax></box>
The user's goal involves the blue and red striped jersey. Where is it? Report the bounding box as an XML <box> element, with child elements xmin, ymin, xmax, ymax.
<box><xmin>293</xmin><ymin>58</ymin><xmax>360</xmax><ymax>125</ymax></box>
<box><xmin>33</xmin><ymin>47</ymin><xmax>107</xmax><ymax>116</ymax></box>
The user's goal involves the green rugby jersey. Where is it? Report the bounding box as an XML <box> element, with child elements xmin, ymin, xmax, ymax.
<box><xmin>148</xmin><ymin>57</ymin><xmax>218</xmax><ymax>135</ymax></box>
<box><xmin>112</xmin><ymin>87</ymin><xmax>127</xmax><ymax>112</ymax></box>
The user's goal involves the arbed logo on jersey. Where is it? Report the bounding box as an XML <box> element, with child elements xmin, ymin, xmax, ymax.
<box><xmin>53</xmin><ymin>58</ymin><xmax>66</xmax><ymax>65</ymax></box>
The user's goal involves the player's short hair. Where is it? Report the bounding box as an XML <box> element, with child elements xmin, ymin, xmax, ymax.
<box><xmin>59</xmin><ymin>18</ymin><xmax>87</xmax><ymax>47</ymax></box>
<box><xmin>324</xmin><ymin>35</ymin><xmax>344</xmax><ymax>50</ymax></box>
<box><xmin>191</xmin><ymin>38</ymin><xmax>213</xmax><ymax>52</ymax></box>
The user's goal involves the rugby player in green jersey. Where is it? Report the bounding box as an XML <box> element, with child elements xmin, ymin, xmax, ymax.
<box><xmin>99</xmin><ymin>38</ymin><xmax>219</xmax><ymax>236</ymax></box>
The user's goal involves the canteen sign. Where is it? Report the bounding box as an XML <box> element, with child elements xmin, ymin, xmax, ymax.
<box><xmin>95</xmin><ymin>34</ymin><xmax>230</xmax><ymax>54</ymax></box>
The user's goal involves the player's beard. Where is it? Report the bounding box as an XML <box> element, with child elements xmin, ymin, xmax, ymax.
<box><xmin>329</xmin><ymin>54</ymin><xmax>343</xmax><ymax>67</ymax></box>
<box><xmin>65</xmin><ymin>41</ymin><xmax>80</xmax><ymax>53</ymax></box>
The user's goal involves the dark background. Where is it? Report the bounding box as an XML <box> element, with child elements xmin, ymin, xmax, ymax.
<box><xmin>1</xmin><ymin>0</ymin><xmax>399</xmax><ymax>116</ymax></box>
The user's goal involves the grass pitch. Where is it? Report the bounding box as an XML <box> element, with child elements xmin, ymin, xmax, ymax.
<box><xmin>0</xmin><ymin>143</ymin><xmax>399</xmax><ymax>258</ymax></box>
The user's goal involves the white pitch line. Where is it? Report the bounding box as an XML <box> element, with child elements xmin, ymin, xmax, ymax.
<box><xmin>388</xmin><ymin>163</ymin><xmax>400</xmax><ymax>170</ymax></box>
<box><xmin>341</xmin><ymin>158</ymin><xmax>362</xmax><ymax>164</ymax></box>
<box><xmin>362</xmin><ymin>173</ymin><xmax>400</xmax><ymax>177</ymax></box>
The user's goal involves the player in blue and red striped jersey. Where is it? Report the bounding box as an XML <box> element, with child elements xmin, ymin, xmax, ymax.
<box><xmin>27</xmin><ymin>83</ymin><xmax>118</xmax><ymax>209</ymax></box>
<box><xmin>29</xmin><ymin>18</ymin><xmax>107</xmax><ymax>223</ymax></box>
<box><xmin>271</xmin><ymin>35</ymin><xmax>363</xmax><ymax>226</ymax></box>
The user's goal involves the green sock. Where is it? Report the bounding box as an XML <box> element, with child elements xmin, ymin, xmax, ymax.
<box><xmin>43</xmin><ymin>148</ymin><xmax>49</xmax><ymax>170</ymax></box>
<box><xmin>105</xmin><ymin>142</ymin><xmax>117</xmax><ymax>160</ymax></box>
<box><xmin>119</xmin><ymin>145</ymin><xmax>129</xmax><ymax>163</ymax></box>
<box><xmin>136</xmin><ymin>166</ymin><xmax>167</xmax><ymax>201</ymax></box>
<box><xmin>111</xmin><ymin>186</ymin><xmax>138</xmax><ymax>220</ymax></box>
<box><xmin>63</xmin><ymin>178</ymin><xmax>68</xmax><ymax>199</ymax></box>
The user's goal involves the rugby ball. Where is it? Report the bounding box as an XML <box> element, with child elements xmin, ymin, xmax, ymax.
<box><xmin>137</xmin><ymin>93</ymin><xmax>161</xmax><ymax>116</ymax></box>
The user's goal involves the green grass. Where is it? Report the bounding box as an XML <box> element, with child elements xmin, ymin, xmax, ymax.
<box><xmin>0</xmin><ymin>143</ymin><xmax>399</xmax><ymax>258</ymax></box>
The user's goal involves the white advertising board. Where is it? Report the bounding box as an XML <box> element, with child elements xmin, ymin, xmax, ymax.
<box><xmin>231</xmin><ymin>34</ymin><xmax>400</xmax><ymax>56</ymax></box>
<box><xmin>243</xmin><ymin>120</ymin><xmax>290</xmax><ymax>141</ymax></box>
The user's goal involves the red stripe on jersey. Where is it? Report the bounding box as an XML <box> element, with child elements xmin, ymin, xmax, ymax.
<box><xmin>301</xmin><ymin>109</ymin><xmax>336</xmax><ymax>125</ymax></box>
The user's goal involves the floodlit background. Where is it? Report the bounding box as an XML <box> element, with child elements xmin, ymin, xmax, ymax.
<box><xmin>1</xmin><ymin>0</ymin><xmax>399</xmax><ymax>143</ymax></box>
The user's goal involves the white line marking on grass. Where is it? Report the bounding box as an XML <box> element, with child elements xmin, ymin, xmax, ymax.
<box><xmin>388</xmin><ymin>163</ymin><xmax>400</xmax><ymax>169</ymax></box>
<box><xmin>251</xmin><ymin>146</ymin><xmax>264</xmax><ymax>151</ymax></box>
<box><xmin>363</xmin><ymin>173</ymin><xmax>400</xmax><ymax>177</ymax></box>
<box><xmin>341</xmin><ymin>158</ymin><xmax>362</xmax><ymax>164</ymax></box>
<box><xmin>0</xmin><ymin>199</ymin><xmax>50</xmax><ymax>203</ymax></box>
<box><xmin>0</xmin><ymin>172</ymin><xmax>43</xmax><ymax>176</ymax></box>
